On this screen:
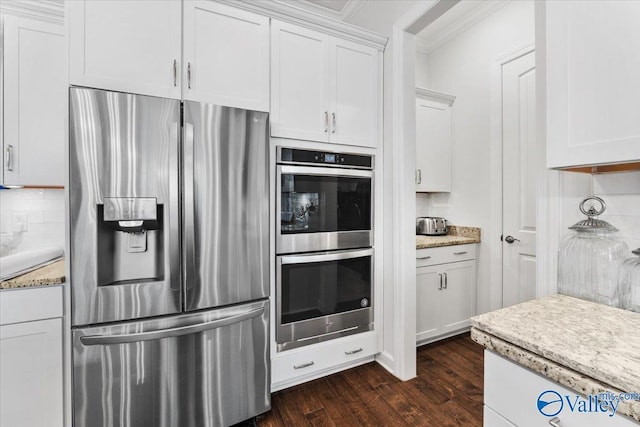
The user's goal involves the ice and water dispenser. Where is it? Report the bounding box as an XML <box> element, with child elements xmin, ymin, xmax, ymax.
<box><xmin>96</xmin><ymin>197</ymin><xmax>164</xmax><ymax>287</ymax></box>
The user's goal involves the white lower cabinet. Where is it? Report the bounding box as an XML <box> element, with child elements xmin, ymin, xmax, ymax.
<box><xmin>416</xmin><ymin>244</ymin><xmax>476</xmax><ymax>344</ymax></box>
<box><xmin>272</xmin><ymin>331</ymin><xmax>377</xmax><ymax>391</ymax></box>
<box><xmin>485</xmin><ymin>350</ymin><xmax>638</xmax><ymax>427</ymax></box>
<box><xmin>0</xmin><ymin>286</ymin><xmax>64</xmax><ymax>427</ymax></box>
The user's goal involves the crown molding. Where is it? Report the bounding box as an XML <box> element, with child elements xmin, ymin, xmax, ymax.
<box><xmin>217</xmin><ymin>0</ymin><xmax>387</xmax><ymax>50</ymax></box>
<box><xmin>415</xmin><ymin>0</ymin><xmax>510</xmax><ymax>54</ymax></box>
<box><xmin>0</xmin><ymin>0</ymin><xmax>64</xmax><ymax>24</ymax></box>
<box><xmin>415</xmin><ymin>87</ymin><xmax>456</xmax><ymax>105</ymax></box>
<box><xmin>340</xmin><ymin>0</ymin><xmax>367</xmax><ymax>21</ymax></box>
<box><xmin>277</xmin><ymin>0</ymin><xmax>342</xmax><ymax>19</ymax></box>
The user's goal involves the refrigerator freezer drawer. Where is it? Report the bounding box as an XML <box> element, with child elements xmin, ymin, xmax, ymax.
<box><xmin>72</xmin><ymin>300</ymin><xmax>270</xmax><ymax>427</ymax></box>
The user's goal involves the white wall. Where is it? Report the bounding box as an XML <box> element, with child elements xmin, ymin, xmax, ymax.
<box><xmin>0</xmin><ymin>188</ymin><xmax>65</xmax><ymax>256</ymax></box>
<box><xmin>415</xmin><ymin>50</ymin><xmax>429</xmax><ymax>88</ymax></box>
<box><xmin>415</xmin><ymin>1</ymin><xmax>535</xmax><ymax>314</ymax></box>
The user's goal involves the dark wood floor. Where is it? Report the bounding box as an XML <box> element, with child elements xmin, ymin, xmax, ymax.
<box><xmin>258</xmin><ymin>334</ymin><xmax>484</xmax><ymax>427</ymax></box>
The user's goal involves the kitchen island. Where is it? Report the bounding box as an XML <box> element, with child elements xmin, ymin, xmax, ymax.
<box><xmin>471</xmin><ymin>294</ymin><xmax>640</xmax><ymax>425</ymax></box>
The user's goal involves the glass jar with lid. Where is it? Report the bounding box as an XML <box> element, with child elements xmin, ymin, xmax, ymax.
<box><xmin>558</xmin><ymin>196</ymin><xmax>629</xmax><ymax>306</ymax></box>
<box><xmin>619</xmin><ymin>249</ymin><xmax>640</xmax><ymax>313</ymax></box>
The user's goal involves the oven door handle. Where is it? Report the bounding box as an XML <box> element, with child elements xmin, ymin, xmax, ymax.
<box><xmin>279</xmin><ymin>165</ymin><xmax>373</xmax><ymax>178</ymax></box>
<box><xmin>280</xmin><ymin>248</ymin><xmax>374</xmax><ymax>265</ymax></box>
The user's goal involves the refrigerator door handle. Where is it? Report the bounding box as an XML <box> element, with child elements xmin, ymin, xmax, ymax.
<box><xmin>183</xmin><ymin>121</ymin><xmax>196</xmax><ymax>290</ymax></box>
<box><xmin>79</xmin><ymin>306</ymin><xmax>265</xmax><ymax>346</ymax></box>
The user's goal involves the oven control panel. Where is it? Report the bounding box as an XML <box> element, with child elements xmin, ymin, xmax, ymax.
<box><xmin>278</xmin><ymin>147</ymin><xmax>372</xmax><ymax>169</ymax></box>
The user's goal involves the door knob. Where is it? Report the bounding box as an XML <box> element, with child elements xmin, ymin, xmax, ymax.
<box><xmin>504</xmin><ymin>235</ymin><xmax>520</xmax><ymax>244</ymax></box>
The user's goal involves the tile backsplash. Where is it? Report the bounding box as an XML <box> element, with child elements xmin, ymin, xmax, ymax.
<box><xmin>0</xmin><ymin>188</ymin><xmax>65</xmax><ymax>256</ymax></box>
<box><xmin>593</xmin><ymin>171</ymin><xmax>640</xmax><ymax>255</ymax></box>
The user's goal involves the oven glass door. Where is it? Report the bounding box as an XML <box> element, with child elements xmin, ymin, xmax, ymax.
<box><xmin>277</xmin><ymin>249</ymin><xmax>373</xmax><ymax>349</ymax></box>
<box><xmin>277</xmin><ymin>165</ymin><xmax>373</xmax><ymax>253</ymax></box>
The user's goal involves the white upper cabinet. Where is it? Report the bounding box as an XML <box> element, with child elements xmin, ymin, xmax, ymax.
<box><xmin>69</xmin><ymin>0</ymin><xmax>182</xmax><ymax>99</ymax></box>
<box><xmin>331</xmin><ymin>38</ymin><xmax>378</xmax><ymax>147</ymax></box>
<box><xmin>271</xmin><ymin>21</ymin><xmax>330</xmax><ymax>142</ymax></box>
<box><xmin>183</xmin><ymin>1</ymin><xmax>269</xmax><ymax>111</ymax></box>
<box><xmin>415</xmin><ymin>89</ymin><xmax>454</xmax><ymax>192</ymax></box>
<box><xmin>3</xmin><ymin>15</ymin><xmax>66</xmax><ymax>186</ymax></box>
<box><xmin>271</xmin><ymin>20</ymin><xmax>381</xmax><ymax>148</ymax></box>
<box><xmin>545</xmin><ymin>1</ymin><xmax>640</xmax><ymax>168</ymax></box>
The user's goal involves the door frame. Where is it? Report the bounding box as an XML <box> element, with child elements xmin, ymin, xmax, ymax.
<box><xmin>489</xmin><ymin>42</ymin><xmax>535</xmax><ymax>310</ymax></box>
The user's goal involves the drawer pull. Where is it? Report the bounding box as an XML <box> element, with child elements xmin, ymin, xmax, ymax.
<box><xmin>453</xmin><ymin>251</ymin><xmax>468</xmax><ymax>255</ymax></box>
<box><xmin>417</xmin><ymin>256</ymin><xmax>432</xmax><ymax>260</ymax></box>
<box><xmin>345</xmin><ymin>347</ymin><xmax>363</xmax><ymax>355</ymax></box>
<box><xmin>549</xmin><ymin>417</ymin><xmax>561</xmax><ymax>427</ymax></box>
<box><xmin>293</xmin><ymin>361</ymin><xmax>314</xmax><ymax>370</ymax></box>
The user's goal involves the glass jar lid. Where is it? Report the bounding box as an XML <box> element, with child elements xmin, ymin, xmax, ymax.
<box><xmin>568</xmin><ymin>196</ymin><xmax>618</xmax><ymax>232</ymax></box>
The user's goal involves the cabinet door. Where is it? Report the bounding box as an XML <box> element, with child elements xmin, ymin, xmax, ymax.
<box><xmin>68</xmin><ymin>0</ymin><xmax>181</xmax><ymax>99</ymax></box>
<box><xmin>546</xmin><ymin>1</ymin><xmax>640</xmax><ymax>168</ymax></box>
<box><xmin>416</xmin><ymin>265</ymin><xmax>442</xmax><ymax>342</ymax></box>
<box><xmin>3</xmin><ymin>16</ymin><xmax>65</xmax><ymax>186</ymax></box>
<box><xmin>330</xmin><ymin>38</ymin><xmax>379</xmax><ymax>147</ymax></box>
<box><xmin>441</xmin><ymin>260</ymin><xmax>476</xmax><ymax>334</ymax></box>
<box><xmin>415</xmin><ymin>97</ymin><xmax>452</xmax><ymax>192</ymax></box>
<box><xmin>271</xmin><ymin>21</ymin><xmax>330</xmax><ymax>142</ymax></box>
<box><xmin>183</xmin><ymin>1</ymin><xmax>269</xmax><ymax>111</ymax></box>
<box><xmin>0</xmin><ymin>318</ymin><xmax>63</xmax><ymax>427</ymax></box>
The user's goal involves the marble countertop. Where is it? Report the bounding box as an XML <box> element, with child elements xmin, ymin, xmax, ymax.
<box><xmin>471</xmin><ymin>294</ymin><xmax>640</xmax><ymax>422</ymax></box>
<box><xmin>0</xmin><ymin>259</ymin><xmax>65</xmax><ymax>289</ymax></box>
<box><xmin>416</xmin><ymin>225</ymin><xmax>481</xmax><ymax>249</ymax></box>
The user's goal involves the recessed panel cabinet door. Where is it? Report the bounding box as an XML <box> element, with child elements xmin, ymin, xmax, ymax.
<box><xmin>415</xmin><ymin>97</ymin><xmax>452</xmax><ymax>192</ymax></box>
<box><xmin>183</xmin><ymin>1</ymin><xmax>269</xmax><ymax>111</ymax></box>
<box><xmin>546</xmin><ymin>1</ymin><xmax>640</xmax><ymax>167</ymax></box>
<box><xmin>271</xmin><ymin>20</ymin><xmax>330</xmax><ymax>142</ymax></box>
<box><xmin>3</xmin><ymin>16</ymin><xmax>65</xmax><ymax>186</ymax></box>
<box><xmin>68</xmin><ymin>0</ymin><xmax>182</xmax><ymax>99</ymax></box>
<box><xmin>0</xmin><ymin>318</ymin><xmax>63</xmax><ymax>427</ymax></box>
<box><xmin>416</xmin><ymin>265</ymin><xmax>441</xmax><ymax>342</ymax></box>
<box><xmin>330</xmin><ymin>38</ymin><xmax>379</xmax><ymax>147</ymax></box>
<box><xmin>441</xmin><ymin>260</ymin><xmax>476</xmax><ymax>334</ymax></box>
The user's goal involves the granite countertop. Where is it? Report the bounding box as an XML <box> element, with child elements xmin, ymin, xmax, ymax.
<box><xmin>416</xmin><ymin>225</ymin><xmax>481</xmax><ymax>249</ymax></box>
<box><xmin>471</xmin><ymin>294</ymin><xmax>640</xmax><ymax>422</ymax></box>
<box><xmin>0</xmin><ymin>259</ymin><xmax>65</xmax><ymax>289</ymax></box>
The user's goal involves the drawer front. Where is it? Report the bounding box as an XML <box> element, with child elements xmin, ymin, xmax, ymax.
<box><xmin>485</xmin><ymin>350</ymin><xmax>638</xmax><ymax>427</ymax></box>
<box><xmin>484</xmin><ymin>405</ymin><xmax>515</xmax><ymax>427</ymax></box>
<box><xmin>0</xmin><ymin>285</ymin><xmax>63</xmax><ymax>325</ymax></box>
<box><xmin>272</xmin><ymin>331</ymin><xmax>377</xmax><ymax>385</ymax></box>
<box><xmin>416</xmin><ymin>243</ymin><xmax>476</xmax><ymax>267</ymax></box>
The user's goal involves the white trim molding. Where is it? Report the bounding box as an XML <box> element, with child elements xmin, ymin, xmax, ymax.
<box><xmin>415</xmin><ymin>87</ymin><xmax>456</xmax><ymax>106</ymax></box>
<box><xmin>415</xmin><ymin>0</ymin><xmax>510</xmax><ymax>54</ymax></box>
<box><xmin>218</xmin><ymin>0</ymin><xmax>387</xmax><ymax>49</ymax></box>
<box><xmin>0</xmin><ymin>0</ymin><xmax>64</xmax><ymax>24</ymax></box>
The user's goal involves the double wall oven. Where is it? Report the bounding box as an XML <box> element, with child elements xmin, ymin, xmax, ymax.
<box><xmin>276</xmin><ymin>147</ymin><xmax>374</xmax><ymax>351</ymax></box>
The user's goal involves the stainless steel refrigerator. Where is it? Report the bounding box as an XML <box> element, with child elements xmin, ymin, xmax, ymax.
<box><xmin>69</xmin><ymin>87</ymin><xmax>270</xmax><ymax>427</ymax></box>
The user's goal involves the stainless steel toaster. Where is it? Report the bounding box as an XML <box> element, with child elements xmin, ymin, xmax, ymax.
<box><xmin>416</xmin><ymin>217</ymin><xmax>448</xmax><ymax>236</ymax></box>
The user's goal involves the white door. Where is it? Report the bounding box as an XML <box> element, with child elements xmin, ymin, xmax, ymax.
<box><xmin>502</xmin><ymin>51</ymin><xmax>537</xmax><ymax>307</ymax></box>
<box><xmin>68</xmin><ymin>0</ymin><xmax>182</xmax><ymax>99</ymax></box>
<box><xmin>0</xmin><ymin>318</ymin><xmax>63</xmax><ymax>427</ymax></box>
<box><xmin>330</xmin><ymin>38</ymin><xmax>378</xmax><ymax>147</ymax></box>
<box><xmin>441</xmin><ymin>260</ymin><xmax>476</xmax><ymax>333</ymax></box>
<box><xmin>415</xmin><ymin>97</ymin><xmax>452</xmax><ymax>192</ymax></box>
<box><xmin>3</xmin><ymin>16</ymin><xmax>65</xmax><ymax>186</ymax></box>
<box><xmin>271</xmin><ymin>21</ymin><xmax>330</xmax><ymax>142</ymax></box>
<box><xmin>183</xmin><ymin>1</ymin><xmax>269</xmax><ymax>111</ymax></box>
<box><xmin>416</xmin><ymin>265</ymin><xmax>441</xmax><ymax>343</ymax></box>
